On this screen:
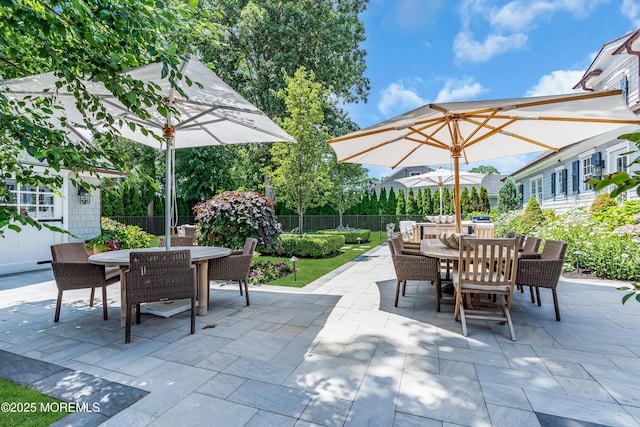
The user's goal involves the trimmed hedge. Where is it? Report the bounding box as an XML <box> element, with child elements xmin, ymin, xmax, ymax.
<box><xmin>317</xmin><ymin>229</ymin><xmax>371</xmax><ymax>243</ymax></box>
<box><xmin>261</xmin><ymin>233</ymin><xmax>346</xmax><ymax>258</ymax></box>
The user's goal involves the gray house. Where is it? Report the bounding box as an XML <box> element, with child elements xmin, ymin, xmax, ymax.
<box><xmin>510</xmin><ymin>30</ymin><xmax>640</xmax><ymax>212</ymax></box>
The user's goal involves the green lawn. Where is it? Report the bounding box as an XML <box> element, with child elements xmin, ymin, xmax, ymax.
<box><xmin>0</xmin><ymin>378</ymin><xmax>69</xmax><ymax>427</ymax></box>
<box><xmin>147</xmin><ymin>231</ymin><xmax>388</xmax><ymax>288</ymax></box>
<box><xmin>256</xmin><ymin>232</ymin><xmax>387</xmax><ymax>288</ymax></box>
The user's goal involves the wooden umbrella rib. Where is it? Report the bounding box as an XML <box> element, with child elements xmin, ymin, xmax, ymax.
<box><xmin>535</xmin><ymin>116</ymin><xmax>640</xmax><ymax>124</ymax></box>
<box><xmin>337</xmin><ymin>138</ymin><xmax>396</xmax><ymax>162</ymax></box>
<box><xmin>328</xmin><ymin>126</ymin><xmax>397</xmax><ymax>143</ymax></box>
<box><xmin>462</xmin><ymin>116</ymin><xmax>559</xmax><ymax>151</ymax></box>
<box><xmin>405</xmin><ymin>136</ymin><xmax>450</xmax><ymax>149</ymax></box>
<box><xmin>391</xmin><ymin>145</ymin><xmax>422</xmax><ymax>169</ymax></box>
<box><xmin>459</xmin><ymin>108</ymin><xmax>501</xmax><ymax>147</ymax></box>
<box><xmin>512</xmin><ymin>89</ymin><xmax>623</xmax><ymax>109</ymax></box>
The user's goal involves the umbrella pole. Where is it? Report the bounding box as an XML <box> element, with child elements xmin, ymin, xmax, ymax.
<box><xmin>453</xmin><ymin>155</ymin><xmax>462</xmax><ymax>233</ymax></box>
<box><xmin>165</xmin><ymin>139</ymin><xmax>172</xmax><ymax>250</ymax></box>
<box><xmin>438</xmin><ymin>182</ymin><xmax>443</xmax><ymax>216</ymax></box>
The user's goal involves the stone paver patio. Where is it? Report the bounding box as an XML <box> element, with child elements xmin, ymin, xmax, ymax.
<box><xmin>1</xmin><ymin>243</ymin><xmax>639</xmax><ymax>426</ymax></box>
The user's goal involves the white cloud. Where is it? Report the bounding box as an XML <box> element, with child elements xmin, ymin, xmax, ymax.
<box><xmin>435</xmin><ymin>77</ymin><xmax>487</xmax><ymax>102</ymax></box>
<box><xmin>454</xmin><ymin>31</ymin><xmax>528</xmax><ymax>63</ymax></box>
<box><xmin>621</xmin><ymin>0</ymin><xmax>640</xmax><ymax>27</ymax></box>
<box><xmin>525</xmin><ymin>70</ymin><xmax>585</xmax><ymax>96</ymax></box>
<box><xmin>377</xmin><ymin>80</ymin><xmax>427</xmax><ymax>117</ymax></box>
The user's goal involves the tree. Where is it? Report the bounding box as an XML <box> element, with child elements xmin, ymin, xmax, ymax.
<box><xmin>406</xmin><ymin>188</ymin><xmax>417</xmax><ymax>214</ymax></box>
<box><xmin>328</xmin><ymin>162</ymin><xmax>369</xmax><ymax>226</ymax></box>
<box><xmin>460</xmin><ymin>187</ymin><xmax>470</xmax><ymax>218</ymax></box>
<box><xmin>387</xmin><ymin>188</ymin><xmax>397</xmax><ymax>215</ymax></box>
<box><xmin>175</xmin><ymin>146</ymin><xmax>238</xmax><ymax>202</ymax></box>
<box><xmin>269</xmin><ymin>68</ymin><xmax>332</xmax><ymax>233</ymax></box>
<box><xmin>0</xmin><ymin>1</ymin><xmax>218</xmax><ymax>236</ymax></box>
<box><xmin>442</xmin><ymin>187</ymin><xmax>452</xmax><ymax>214</ymax></box>
<box><xmin>422</xmin><ymin>187</ymin><xmax>433</xmax><ymax>215</ymax></box>
<box><xmin>416</xmin><ymin>188</ymin><xmax>423</xmax><ymax>213</ymax></box>
<box><xmin>498</xmin><ymin>177</ymin><xmax>520</xmax><ymax>214</ymax></box>
<box><xmin>378</xmin><ymin>187</ymin><xmax>388</xmax><ymax>215</ymax></box>
<box><xmin>396</xmin><ymin>189</ymin><xmax>406</xmax><ymax>215</ymax></box>
<box><xmin>470</xmin><ymin>187</ymin><xmax>481</xmax><ymax>212</ymax></box>
<box><xmin>479</xmin><ymin>186</ymin><xmax>491</xmax><ymax>213</ymax></box>
<box><xmin>519</xmin><ymin>197</ymin><xmax>545</xmax><ymax>234</ymax></box>
<box><xmin>469</xmin><ymin>165</ymin><xmax>500</xmax><ymax>175</ymax></box>
<box><xmin>369</xmin><ymin>189</ymin><xmax>380</xmax><ymax>215</ymax></box>
<box><xmin>432</xmin><ymin>189</ymin><xmax>440</xmax><ymax>215</ymax></box>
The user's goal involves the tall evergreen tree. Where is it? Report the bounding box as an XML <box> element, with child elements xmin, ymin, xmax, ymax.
<box><xmin>101</xmin><ymin>191</ymin><xmax>113</xmax><ymax>217</ymax></box>
<box><xmin>442</xmin><ymin>187</ymin><xmax>452</xmax><ymax>215</ymax></box>
<box><xmin>470</xmin><ymin>187</ymin><xmax>481</xmax><ymax>212</ymax></box>
<box><xmin>498</xmin><ymin>177</ymin><xmax>520</xmax><ymax>214</ymax></box>
<box><xmin>432</xmin><ymin>189</ymin><xmax>441</xmax><ymax>215</ymax></box>
<box><xmin>416</xmin><ymin>188</ymin><xmax>423</xmax><ymax>213</ymax></box>
<box><xmin>378</xmin><ymin>187</ymin><xmax>388</xmax><ymax>215</ymax></box>
<box><xmin>396</xmin><ymin>189</ymin><xmax>406</xmax><ymax>215</ymax></box>
<box><xmin>479</xmin><ymin>186</ymin><xmax>491</xmax><ymax>213</ymax></box>
<box><xmin>387</xmin><ymin>188</ymin><xmax>397</xmax><ymax>215</ymax></box>
<box><xmin>406</xmin><ymin>188</ymin><xmax>417</xmax><ymax>214</ymax></box>
<box><xmin>460</xmin><ymin>187</ymin><xmax>471</xmax><ymax>218</ymax></box>
<box><xmin>422</xmin><ymin>187</ymin><xmax>433</xmax><ymax>215</ymax></box>
<box><xmin>369</xmin><ymin>190</ymin><xmax>380</xmax><ymax>215</ymax></box>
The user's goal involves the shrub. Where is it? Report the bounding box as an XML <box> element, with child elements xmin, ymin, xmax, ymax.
<box><xmin>518</xmin><ymin>197</ymin><xmax>545</xmax><ymax>234</ymax></box>
<box><xmin>317</xmin><ymin>229</ymin><xmax>370</xmax><ymax>243</ymax></box>
<box><xmin>592</xmin><ymin>200</ymin><xmax>640</xmax><ymax>229</ymax></box>
<box><xmin>248</xmin><ymin>261</ymin><xmax>292</xmax><ymax>284</ymax></box>
<box><xmin>261</xmin><ymin>233</ymin><xmax>345</xmax><ymax>257</ymax></box>
<box><xmin>194</xmin><ymin>191</ymin><xmax>281</xmax><ymax>252</ymax></box>
<box><xmin>87</xmin><ymin>217</ymin><xmax>152</xmax><ymax>250</ymax></box>
<box><xmin>495</xmin><ymin>209</ymin><xmax>523</xmax><ymax>237</ymax></box>
<box><xmin>589</xmin><ymin>192</ymin><xmax>617</xmax><ymax>214</ymax></box>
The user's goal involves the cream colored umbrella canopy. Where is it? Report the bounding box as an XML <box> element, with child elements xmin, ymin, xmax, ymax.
<box><xmin>396</xmin><ymin>167</ymin><xmax>485</xmax><ymax>216</ymax></box>
<box><xmin>329</xmin><ymin>91</ymin><xmax>640</xmax><ymax>232</ymax></box>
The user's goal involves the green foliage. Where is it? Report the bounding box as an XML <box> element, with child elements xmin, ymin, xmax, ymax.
<box><xmin>0</xmin><ymin>378</ymin><xmax>69</xmax><ymax>426</ymax></box>
<box><xmin>101</xmin><ymin>190</ymin><xmax>113</xmax><ymax>217</ymax></box>
<box><xmin>415</xmin><ymin>188</ymin><xmax>423</xmax><ymax>213</ymax></box>
<box><xmin>495</xmin><ymin>209</ymin><xmax>523</xmax><ymax>237</ymax></box>
<box><xmin>406</xmin><ymin>188</ymin><xmax>417</xmax><ymax>214</ymax></box>
<box><xmin>87</xmin><ymin>217</ymin><xmax>152</xmax><ymax>250</ymax></box>
<box><xmin>617</xmin><ymin>282</ymin><xmax>640</xmax><ymax>305</ymax></box>
<box><xmin>469</xmin><ymin>165</ymin><xmax>500</xmax><ymax>175</ymax></box>
<box><xmin>432</xmin><ymin>189</ymin><xmax>441</xmax><ymax>214</ymax></box>
<box><xmin>518</xmin><ymin>197</ymin><xmax>545</xmax><ymax>234</ymax></box>
<box><xmin>194</xmin><ymin>191</ymin><xmax>282</xmax><ymax>252</ymax></box>
<box><xmin>422</xmin><ymin>187</ymin><xmax>433</xmax><ymax>215</ymax></box>
<box><xmin>469</xmin><ymin>187</ymin><xmax>480</xmax><ymax>212</ymax></box>
<box><xmin>328</xmin><ymin>162</ymin><xmax>370</xmax><ymax>219</ymax></box>
<box><xmin>175</xmin><ymin>146</ymin><xmax>238</xmax><ymax>202</ymax></box>
<box><xmin>498</xmin><ymin>177</ymin><xmax>520</xmax><ymax>214</ymax></box>
<box><xmin>589</xmin><ymin>192</ymin><xmax>618</xmax><ymax>214</ymax></box>
<box><xmin>0</xmin><ymin>0</ymin><xmax>219</xmax><ymax>237</ymax></box>
<box><xmin>591</xmin><ymin>200</ymin><xmax>640</xmax><ymax>229</ymax></box>
<box><xmin>248</xmin><ymin>260</ymin><xmax>293</xmax><ymax>284</ymax></box>
<box><xmin>396</xmin><ymin>189</ymin><xmax>406</xmax><ymax>215</ymax></box>
<box><xmin>386</xmin><ymin>188</ymin><xmax>397</xmax><ymax>215</ymax></box>
<box><xmin>479</xmin><ymin>186</ymin><xmax>490</xmax><ymax>213</ymax></box>
<box><xmin>270</xmin><ymin>68</ymin><xmax>332</xmax><ymax>231</ymax></box>
<box><xmin>260</xmin><ymin>233</ymin><xmax>345</xmax><ymax>257</ymax></box>
<box><xmin>460</xmin><ymin>187</ymin><xmax>470</xmax><ymax>217</ymax></box>
<box><xmin>111</xmin><ymin>190</ymin><xmax>125</xmax><ymax>217</ymax></box>
<box><xmin>378</xmin><ymin>187</ymin><xmax>388</xmax><ymax>215</ymax></box>
<box><xmin>317</xmin><ymin>229</ymin><xmax>370</xmax><ymax>243</ymax></box>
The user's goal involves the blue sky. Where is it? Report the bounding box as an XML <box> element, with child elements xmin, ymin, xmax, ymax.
<box><xmin>343</xmin><ymin>0</ymin><xmax>639</xmax><ymax>179</ymax></box>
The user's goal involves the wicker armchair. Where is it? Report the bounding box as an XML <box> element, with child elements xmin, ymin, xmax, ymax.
<box><xmin>50</xmin><ymin>242</ymin><xmax>120</xmax><ymax>322</ymax></box>
<box><xmin>124</xmin><ymin>250</ymin><xmax>196</xmax><ymax>343</ymax></box>
<box><xmin>515</xmin><ymin>240</ymin><xmax>568</xmax><ymax>321</ymax></box>
<box><xmin>157</xmin><ymin>236</ymin><xmax>195</xmax><ymax>247</ymax></box>
<box><xmin>388</xmin><ymin>236</ymin><xmax>442</xmax><ymax>309</ymax></box>
<box><xmin>208</xmin><ymin>238</ymin><xmax>257</xmax><ymax>306</ymax></box>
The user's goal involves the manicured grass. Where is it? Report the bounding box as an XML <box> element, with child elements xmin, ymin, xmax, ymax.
<box><xmin>256</xmin><ymin>231</ymin><xmax>388</xmax><ymax>288</ymax></box>
<box><xmin>0</xmin><ymin>378</ymin><xmax>69</xmax><ymax>426</ymax></box>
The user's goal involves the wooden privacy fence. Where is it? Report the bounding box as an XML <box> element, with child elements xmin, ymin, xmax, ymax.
<box><xmin>109</xmin><ymin>215</ymin><xmax>428</xmax><ymax>236</ymax></box>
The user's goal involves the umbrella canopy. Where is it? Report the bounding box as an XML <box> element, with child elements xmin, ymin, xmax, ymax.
<box><xmin>329</xmin><ymin>91</ymin><xmax>640</xmax><ymax>232</ymax></box>
<box><xmin>396</xmin><ymin>167</ymin><xmax>485</xmax><ymax>215</ymax></box>
<box><xmin>2</xmin><ymin>56</ymin><xmax>296</xmax><ymax>247</ymax></box>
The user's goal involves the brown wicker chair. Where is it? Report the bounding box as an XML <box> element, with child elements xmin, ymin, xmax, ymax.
<box><xmin>50</xmin><ymin>242</ymin><xmax>120</xmax><ymax>322</ymax></box>
<box><xmin>515</xmin><ymin>240</ymin><xmax>568</xmax><ymax>321</ymax></box>
<box><xmin>124</xmin><ymin>250</ymin><xmax>196</xmax><ymax>343</ymax></box>
<box><xmin>454</xmin><ymin>236</ymin><xmax>518</xmax><ymax>340</ymax></box>
<box><xmin>388</xmin><ymin>236</ymin><xmax>442</xmax><ymax>310</ymax></box>
<box><xmin>157</xmin><ymin>236</ymin><xmax>195</xmax><ymax>247</ymax></box>
<box><xmin>208</xmin><ymin>238</ymin><xmax>257</xmax><ymax>306</ymax></box>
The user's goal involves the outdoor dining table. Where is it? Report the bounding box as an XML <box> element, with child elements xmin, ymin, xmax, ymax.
<box><xmin>89</xmin><ymin>246</ymin><xmax>231</xmax><ymax>326</ymax></box>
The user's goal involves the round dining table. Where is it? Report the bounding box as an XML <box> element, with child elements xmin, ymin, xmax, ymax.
<box><xmin>89</xmin><ymin>246</ymin><xmax>231</xmax><ymax>325</ymax></box>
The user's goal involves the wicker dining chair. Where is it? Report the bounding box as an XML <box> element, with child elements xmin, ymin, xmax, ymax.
<box><xmin>158</xmin><ymin>236</ymin><xmax>196</xmax><ymax>247</ymax></box>
<box><xmin>50</xmin><ymin>242</ymin><xmax>120</xmax><ymax>322</ymax></box>
<box><xmin>124</xmin><ymin>250</ymin><xmax>196</xmax><ymax>343</ymax></box>
<box><xmin>208</xmin><ymin>237</ymin><xmax>257</xmax><ymax>307</ymax></box>
<box><xmin>453</xmin><ymin>236</ymin><xmax>518</xmax><ymax>340</ymax></box>
<box><xmin>515</xmin><ymin>240</ymin><xmax>568</xmax><ymax>320</ymax></box>
<box><xmin>388</xmin><ymin>236</ymin><xmax>442</xmax><ymax>309</ymax></box>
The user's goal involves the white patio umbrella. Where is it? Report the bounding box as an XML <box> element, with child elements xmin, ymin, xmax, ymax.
<box><xmin>396</xmin><ymin>167</ymin><xmax>485</xmax><ymax>216</ymax></box>
<box><xmin>2</xmin><ymin>56</ymin><xmax>296</xmax><ymax>248</ymax></box>
<box><xmin>329</xmin><ymin>91</ymin><xmax>640</xmax><ymax>232</ymax></box>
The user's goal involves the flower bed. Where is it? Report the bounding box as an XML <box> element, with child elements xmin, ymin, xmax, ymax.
<box><xmin>248</xmin><ymin>261</ymin><xmax>293</xmax><ymax>284</ymax></box>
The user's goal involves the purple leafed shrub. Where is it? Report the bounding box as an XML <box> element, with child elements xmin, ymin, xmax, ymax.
<box><xmin>194</xmin><ymin>191</ymin><xmax>282</xmax><ymax>252</ymax></box>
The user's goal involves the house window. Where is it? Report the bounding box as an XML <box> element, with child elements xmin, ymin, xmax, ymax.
<box><xmin>530</xmin><ymin>176</ymin><xmax>543</xmax><ymax>204</ymax></box>
<box><xmin>2</xmin><ymin>179</ymin><xmax>56</xmax><ymax>219</ymax></box>
<box><xmin>583</xmin><ymin>157</ymin><xmax>593</xmax><ymax>191</ymax></box>
<box><xmin>409</xmin><ymin>171</ymin><xmax>422</xmax><ymax>176</ymax></box>
<box><xmin>616</xmin><ymin>155</ymin><xmax>628</xmax><ymax>172</ymax></box>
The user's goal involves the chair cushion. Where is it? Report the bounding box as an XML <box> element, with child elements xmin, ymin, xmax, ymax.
<box><xmin>105</xmin><ymin>266</ymin><xmax>120</xmax><ymax>281</ymax></box>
